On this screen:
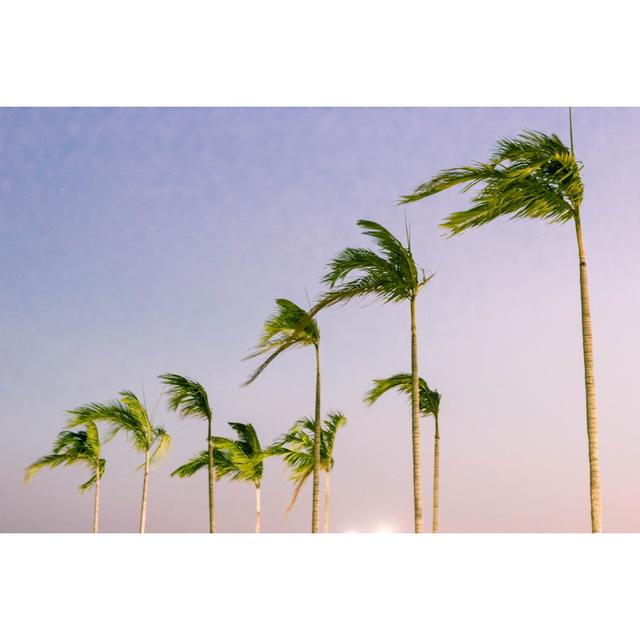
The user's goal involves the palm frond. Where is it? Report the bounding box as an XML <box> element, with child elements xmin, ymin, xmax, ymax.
<box><xmin>365</xmin><ymin>373</ymin><xmax>441</xmax><ymax>418</ymax></box>
<box><xmin>171</xmin><ymin>450</ymin><xmax>209</xmax><ymax>478</ymax></box>
<box><xmin>159</xmin><ymin>373</ymin><xmax>212</xmax><ymax>423</ymax></box>
<box><xmin>271</xmin><ymin>410</ymin><xmax>347</xmax><ymax>510</ymax></box>
<box><xmin>315</xmin><ymin>219</ymin><xmax>428</xmax><ymax>315</ymax></box>
<box><xmin>149</xmin><ymin>427</ymin><xmax>171</xmax><ymax>465</ymax></box>
<box><xmin>243</xmin><ymin>298</ymin><xmax>319</xmax><ymax>386</ymax></box>
<box><xmin>25</xmin><ymin>424</ymin><xmax>104</xmax><ymax>491</ymax></box>
<box><xmin>67</xmin><ymin>392</ymin><xmax>150</xmax><ymax>452</ymax></box>
<box><xmin>286</xmin><ymin>473</ymin><xmax>311</xmax><ymax>513</ymax></box>
<box><xmin>401</xmin><ymin>129</ymin><xmax>583</xmax><ymax>235</ymax></box>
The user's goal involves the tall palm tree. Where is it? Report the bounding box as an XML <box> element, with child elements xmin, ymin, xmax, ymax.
<box><xmin>67</xmin><ymin>391</ymin><xmax>170</xmax><ymax>533</ymax></box>
<box><xmin>401</xmin><ymin>119</ymin><xmax>602</xmax><ymax>532</ymax></box>
<box><xmin>172</xmin><ymin>422</ymin><xmax>266</xmax><ymax>532</ymax></box>
<box><xmin>365</xmin><ymin>374</ymin><xmax>441</xmax><ymax>532</ymax></box>
<box><xmin>159</xmin><ymin>373</ymin><xmax>216</xmax><ymax>533</ymax></box>
<box><xmin>306</xmin><ymin>219</ymin><xmax>431</xmax><ymax>532</ymax></box>
<box><xmin>244</xmin><ymin>298</ymin><xmax>323</xmax><ymax>533</ymax></box>
<box><xmin>271</xmin><ymin>412</ymin><xmax>347</xmax><ymax>533</ymax></box>
<box><xmin>25</xmin><ymin>422</ymin><xmax>105</xmax><ymax>533</ymax></box>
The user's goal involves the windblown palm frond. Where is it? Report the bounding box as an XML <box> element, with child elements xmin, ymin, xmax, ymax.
<box><xmin>159</xmin><ymin>373</ymin><xmax>212</xmax><ymax>422</ymax></box>
<box><xmin>25</xmin><ymin>422</ymin><xmax>105</xmax><ymax>492</ymax></box>
<box><xmin>365</xmin><ymin>373</ymin><xmax>441</xmax><ymax>418</ymax></box>
<box><xmin>213</xmin><ymin>423</ymin><xmax>265</xmax><ymax>486</ymax></box>
<box><xmin>314</xmin><ymin>220</ymin><xmax>430</xmax><ymax>313</ymax></box>
<box><xmin>171</xmin><ymin>448</ymin><xmax>229</xmax><ymax>478</ymax></box>
<box><xmin>149</xmin><ymin>427</ymin><xmax>171</xmax><ymax>464</ymax></box>
<box><xmin>400</xmin><ymin>129</ymin><xmax>584</xmax><ymax>235</ymax></box>
<box><xmin>243</xmin><ymin>298</ymin><xmax>319</xmax><ymax>386</ymax></box>
<box><xmin>270</xmin><ymin>412</ymin><xmax>347</xmax><ymax>511</ymax></box>
<box><xmin>173</xmin><ymin>424</ymin><xmax>266</xmax><ymax>486</ymax></box>
<box><xmin>67</xmin><ymin>391</ymin><xmax>164</xmax><ymax>454</ymax></box>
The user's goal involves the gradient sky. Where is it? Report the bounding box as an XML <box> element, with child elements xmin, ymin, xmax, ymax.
<box><xmin>1</xmin><ymin>107</ymin><xmax>639</xmax><ymax>533</ymax></box>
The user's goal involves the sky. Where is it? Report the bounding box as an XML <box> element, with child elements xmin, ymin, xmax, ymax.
<box><xmin>1</xmin><ymin>107</ymin><xmax>639</xmax><ymax>533</ymax></box>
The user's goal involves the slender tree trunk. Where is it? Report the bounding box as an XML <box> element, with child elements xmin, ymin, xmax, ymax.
<box><xmin>324</xmin><ymin>471</ymin><xmax>331</xmax><ymax>533</ymax></box>
<box><xmin>574</xmin><ymin>213</ymin><xmax>602</xmax><ymax>532</ymax></box>
<box><xmin>311</xmin><ymin>344</ymin><xmax>321</xmax><ymax>533</ymax></box>
<box><xmin>139</xmin><ymin>449</ymin><xmax>150</xmax><ymax>534</ymax></box>
<box><xmin>255</xmin><ymin>485</ymin><xmax>261</xmax><ymax>533</ymax></box>
<box><xmin>207</xmin><ymin>417</ymin><xmax>216</xmax><ymax>533</ymax></box>
<box><xmin>93</xmin><ymin>466</ymin><xmax>100</xmax><ymax>534</ymax></box>
<box><xmin>432</xmin><ymin>414</ymin><xmax>440</xmax><ymax>533</ymax></box>
<box><xmin>410</xmin><ymin>296</ymin><xmax>424</xmax><ymax>533</ymax></box>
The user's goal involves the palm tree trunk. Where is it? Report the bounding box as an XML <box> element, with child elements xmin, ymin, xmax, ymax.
<box><xmin>323</xmin><ymin>471</ymin><xmax>330</xmax><ymax>533</ymax></box>
<box><xmin>93</xmin><ymin>466</ymin><xmax>100</xmax><ymax>534</ymax></box>
<box><xmin>574</xmin><ymin>213</ymin><xmax>602</xmax><ymax>533</ymax></box>
<box><xmin>255</xmin><ymin>485</ymin><xmax>261</xmax><ymax>533</ymax></box>
<box><xmin>410</xmin><ymin>296</ymin><xmax>424</xmax><ymax>533</ymax></box>
<box><xmin>207</xmin><ymin>417</ymin><xmax>216</xmax><ymax>533</ymax></box>
<box><xmin>311</xmin><ymin>344</ymin><xmax>321</xmax><ymax>533</ymax></box>
<box><xmin>432</xmin><ymin>414</ymin><xmax>440</xmax><ymax>533</ymax></box>
<box><xmin>139</xmin><ymin>448</ymin><xmax>150</xmax><ymax>534</ymax></box>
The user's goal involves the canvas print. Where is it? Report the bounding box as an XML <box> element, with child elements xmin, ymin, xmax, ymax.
<box><xmin>2</xmin><ymin>107</ymin><xmax>635</xmax><ymax>533</ymax></box>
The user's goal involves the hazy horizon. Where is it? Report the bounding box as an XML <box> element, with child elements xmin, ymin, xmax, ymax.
<box><xmin>2</xmin><ymin>107</ymin><xmax>639</xmax><ymax>532</ymax></box>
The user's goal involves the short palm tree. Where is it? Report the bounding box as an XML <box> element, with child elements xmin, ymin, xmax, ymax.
<box><xmin>159</xmin><ymin>373</ymin><xmax>216</xmax><ymax>533</ymax></box>
<box><xmin>244</xmin><ymin>298</ymin><xmax>324</xmax><ymax>533</ymax></box>
<box><xmin>401</xmin><ymin>118</ymin><xmax>602</xmax><ymax>532</ymax></box>
<box><xmin>172</xmin><ymin>422</ymin><xmax>266</xmax><ymax>532</ymax></box>
<box><xmin>365</xmin><ymin>374</ymin><xmax>441</xmax><ymax>532</ymax></box>
<box><xmin>25</xmin><ymin>422</ymin><xmax>105</xmax><ymax>533</ymax></box>
<box><xmin>67</xmin><ymin>391</ymin><xmax>170</xmax><ymax>533</ymax></box>
<box><xmin>271</xmin><ymin>411</ymin><xmax>347</xmax><ymax>533</ymax></box>
<box><xmin>309</xmin><ymin>219</ymin><xmax>431</xmax><ymax>532</ymax></box>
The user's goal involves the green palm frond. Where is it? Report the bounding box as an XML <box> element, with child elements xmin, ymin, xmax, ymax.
<box><xmin>243</xmin><ymin>298</ymin><xmax>319</xmax><ymax>386</ymax></box>
<box><xmin>322</xmin><ymin>411</ymin><xmax>347</xmax><ymax>465</ymax></box>
<box><xmin>271</xmin><ymin>411</ymin><xmax>347</xmax><ymax>511</ymax></box>
<box><xmin>365</xmin><ymin>373</ymin><xmax>441</xmax><ymax>418</ymax></box>
<box><xmin>159</xmin><ymin>373</ymin><xmax>212</xmax><ymax>423</ymax></box>
<box><xmin>227</xmin><ymin>422</ymin><xmax>262</xmax><ymax>457</ymax></box>
<box><xmin>313</xmin><ymin>219</ymin><xmax>430</xmax><ymax>315</ymax></box>
<box><xmin>401</xmin><ymin>129</ymin><xmax>583</xmax><ymax>235</ymax></box>
<box><xmin>78</xmin><ymin>458</ymin><xmax>106</xmax><ymax>492</ymax></box>
<box><xmin>212</xmin><ymin>423</ymin><xmax>265</xmax><ymax>485</ymax></box>
<box><xmin>171</xmin><ymin>450</ymin><xmax>209</xmax><ymax>478</ymax></box>
<box><xmin>25</xmin><ymin>423</ymin><xmax>104</xmax><ymax>491</ymax></box>
<box><xmin>149</xmin><ymin>427</ymin><xmax>171</xmax><ymax>464</ymax></box>
<box><xmin>67</xmin><ymin>391</ymin><xmax>151</xmax><ymax>452</ymax></box>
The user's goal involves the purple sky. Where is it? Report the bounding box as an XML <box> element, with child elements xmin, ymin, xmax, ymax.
<box><xmin>1</xmin><ymin>108</ymin><xmax>639</xmax><ymax>532</ymax></box>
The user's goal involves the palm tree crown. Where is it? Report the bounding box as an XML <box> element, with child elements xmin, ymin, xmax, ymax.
<box><xmin>271</xmin><ymin>412</ymin><xmax>347</xmax><ymax>511</ymax></box>
<box><xmin>366</xmin><ymin>374</ymin><xmax>441</xmax><ymax>419</ymax></box>
<box><xmin>67</xmin><ymin>390</ymin><xmax>170</xmax><ymax>460</ymax></box>
<box><xmin>215</xmin><ymin>422</ymin><xmax>265</xmax><ymax>487</ymax></box>
<box><xmin>159</xmin><ymin>373</ymin><xmax>212</xmax><ymax>423</ymax></box>
<box><xmin>316</xmin><ymin>219</ymin><xmax>429</xmax><ymax>311</ymax></box>
<box><xmin>25</xmin><ymin>422</ymin><xmax>105</xmax><ymax>492</ymax></box>
<box><xmin>243</xmin><ymin>298</ymin><xmax>320</xmax><ymax>385</ymax></box>
<box><xmin>400</xmin><ymin>129</ymin><xmax>584</xmax><ymax>235</ymax></box>
<box><xmin>173</xmin><ymin>423</ymin><xmax>266</xmax><ymax>487</ymax></box>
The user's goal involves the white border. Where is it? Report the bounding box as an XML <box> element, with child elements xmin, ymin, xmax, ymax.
<box><xmin>1</xmin><ymin>1</ymin><xmax>639</xmax><ymax>105</ymax></box>
<box><xmin>1</xmin><ymin>534</ymin><xmax>638</xmax><ymax>639</ymax></box>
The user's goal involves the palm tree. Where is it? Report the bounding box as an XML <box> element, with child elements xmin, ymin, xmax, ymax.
<box><xmin>67</xmin><ymin>391</ymin><xmax>170</xmax><ymax>533</ymax></box>
<box><xmin>25</xmin><ymin>422</ymin><xmax>105</xmax><ymax>533</ymax></box>
<box><xmin>271</xmin><ymin>411</ymin><xmax>347</xmax><ymax>533</ymax></box>
<box><xmin>365</xmin><ymin>374</ymin><xmax>441</xmax><ymax>532</ymax></box>
<box><xmin>401</xmin><ymin>118</ymin><xmax>601</xmax><ymax>532</ymax></box>
<box><xmin>244</xmin><ymin>298</ymin><xmax>323</xmax><ymax>533</ymax></box>
<box><xmin>305</xmin><ymin>219</ymin><xmax>431</xmax><ymax>532</ymax></box>
<box><xmin>159</xmin><ymin>373</ymin><xmax>216</xmax><ymax>533</ymax></box>
<box><xmin>172</xmin><ymin>422</ymin><xmax>266</xmax><ymax>532</ymax></box>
